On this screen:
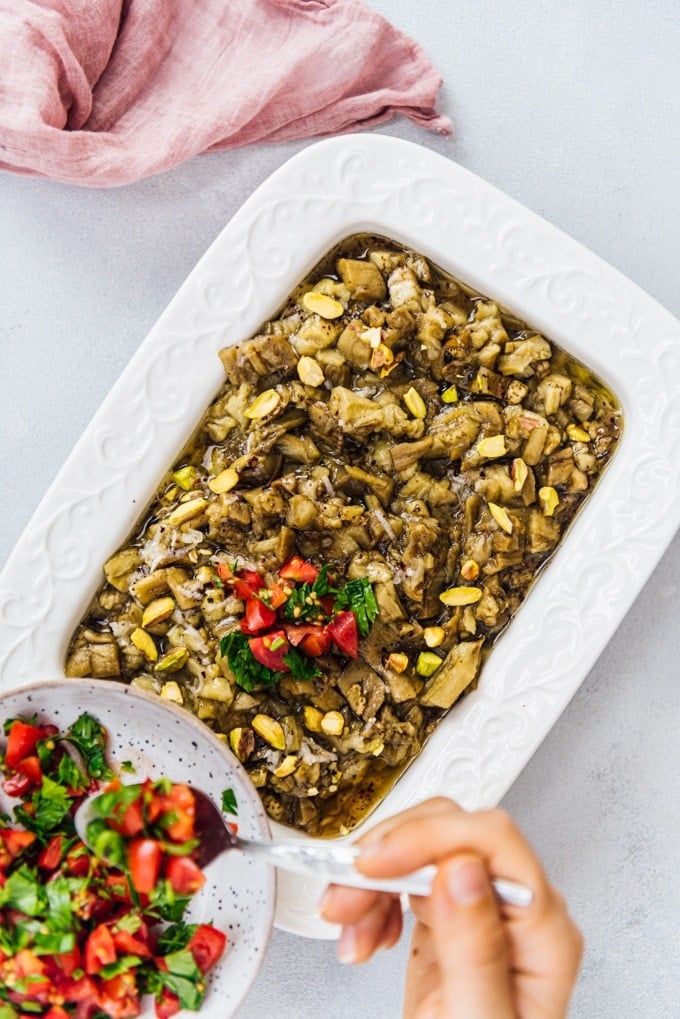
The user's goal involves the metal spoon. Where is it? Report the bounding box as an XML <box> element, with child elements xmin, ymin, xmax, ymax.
<box><xmin>74</xmin><ymin>785</ymin><xmax>533</xmax><ymax>907</ymax></box>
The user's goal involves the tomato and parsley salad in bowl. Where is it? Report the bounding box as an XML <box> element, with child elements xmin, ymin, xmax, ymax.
<box><xmin>0</xmin><ymin>680</ymin><xmax>274</xmax><ymax>1019</ymax></box>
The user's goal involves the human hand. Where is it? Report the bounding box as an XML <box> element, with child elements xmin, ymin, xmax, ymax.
<box><xmin>319</xmin><ymin>798</ymin><xmax>582</xmax><ymax>1019</ymax></box>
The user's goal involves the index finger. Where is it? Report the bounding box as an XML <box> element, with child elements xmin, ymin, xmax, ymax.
<box><xmin>355</xmin><ymin>797</ymin><xmax>550</xmax><ymax>911</ymax></box>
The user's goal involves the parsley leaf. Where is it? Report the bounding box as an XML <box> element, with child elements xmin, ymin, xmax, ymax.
<box><xmin>14</xmin><ymin>775</ymin><xmax>72</xmax><ymax>838</ymax></box>
<box><xmin>282</xmin><ymin>647</ymin><xmax>321</xmax><ymax>681</ymax></box>
<box><xmin>156</xmin><ymin>921</ymin><xmax>197</xmax><ymax>954</ymax></box>
<box><xmin>221</xmin><ymin>788</ymin><xmax>238</xmax><ymax>816</ymax></box>
<box><xmin>333</xmin><ymin>577</ymin><xmax>379</xmax><ymax>636</ymax></box>
<box><xmin>219</xmin><ymin>631</ymin><xmax>281</xmax><ymax>692</ymax></box>
<box><xmin>147</xmin><ymin>879</ymin><xmax>191</xmax><ymax>923</ymax></box>
<box><xmin>56</xmin><ymin>753</ymin><xmax>88</xmax><ymax>792</ymax></box>
<box><xmin>66</xmin><ymin>713</ymin><xmax>114</xmax><ymax>780</ymax></box>
<box><xmin>0</xmin><ymin>866</ymin><xmax>46</xmax><ymax>916</ymax></box>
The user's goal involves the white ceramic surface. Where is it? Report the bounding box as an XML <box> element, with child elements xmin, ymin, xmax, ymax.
<box><xmin>0</xmin><ymin>680</ymin><xmax>275</xmax><ymax>1018</ymax></box>
<box><xmin>1</xmin><ymin>135</ymin><xmax>680</xmax><ymax>939</ymax></box>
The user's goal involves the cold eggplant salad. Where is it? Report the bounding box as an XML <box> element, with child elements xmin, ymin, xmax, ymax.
<box><xmin>66</xmin><ymin>235</ymin><xmax>622</xmax><ymax>837</ymax></box>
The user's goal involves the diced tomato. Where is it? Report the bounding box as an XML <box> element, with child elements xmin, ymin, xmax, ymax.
<box><xmin>8</xmin><ymin>949</ymin><xmax>50</xmax><ymax>1004</ymax></box>
<box><xmin>187</xmin><ymin>924</ymin><xmax>227</xmax><ymax>973</ymax></box>
<box><xmin>240</xmin><ymin>597</ymin><xmax>277</xmax><ymax>635</ymax></box>
<box><xmin>103</xmin><ymin>873</ymin><xmax>133</xmax><ymax>903</ymax></box>
<box><xmin>5</xmin><ymin>720</ymin><xmax>47</xmax><ymax>769</ymax></box>
<box><xmin>38</xmin><ymin>834</ymin><xmax>64</xmax><ymax>870</ymax></box>
<box><xmin>300</xmin><ymin>629</ymin><xmax>332</xmax><ymax>657</ymax></box>
<box><xmin>84</xmin><ymin>923</ymin><xmax>117</xmax><ymax>974</ymax></box>
<box><xmin>97</xmin><ymin>972</ymin><xmax>140</xmax><ymax>1019</ymax></box>
<box><xmin>326</xmin><ymin>611</ymin><xmax>359</xmax><ymax>657</ymax></box>
<box><xmin>51</xmin><ymin>946</ymin><xmax>83</xmax><ymax>978</ymax></box>
<box><xmin>127</xmin><ymin>838</ymin><xmax>162</xmax><ymax>895</ymax></box>
<box><xmin>112</xmin><ymin>926</ymin><xmax>152</xmax><ymax>959</ymax></box>
<box><xmin>266</xmin><ymin>582</ymin><xmax>289</xmax><ymax>609</ymax></box>
<box><xmin>60</xmin><ymin>973</ymin><xmax>98</xmax><ymax>1004</ymax></box>
<box><xmin>0</xmin><ymin>828</ymin><xmax>37</xmax><ymax>859</ymax></box>
<box><xmin>278</xmin><ymin>556</ymin><xmax>319</xmax><ymax>583</ymax></box>
<box><xmin>2</xmin><ymin>772</ymin><xmax>32</xmax><ymax>797</ymax></box>
<box><xmin>232</xmin><ymin>570</ymin><xmax>266</xmax><ymax>601</ymax></box>
<box><xmin>216</xmin><ymin>561</ymin><xmax>234</xmax><ymax>582</ymax></box>
<box><xmin>66</xmin><ymin>842</ymin><xmax>91</xmax><ymax>877</ymax></box>
<box><xmin>165</xmin><ymin>854</ymin><xmax>205</xmax><ymax>895</ymax></box>
<box><xmin>117</xmin><ymin>796</ymin><xmax>145</xmax><ymax>838</ymax></box>
<box><xmin>248</xmin><ymin>631</ymin><xmax>290</xmax><ymax>671</ymax></box>
<box><xmin>154</xmin><ymin>987</ymin><xmax>181</xmax><ymax>1019</ymax></box>
<box><xmin>283</xmin><ymin>623</ymin><xmax>331</xmax><ymax>657</ymax></box>
<box><xmin>157</xmin><ymin>782</ymin><xmax>196</xmax><ymax>842</ymax></box>
<box><xmin>283</xmin><ymin>623</ymin><xmax>316</xmax><ymax>647</ymax></box>
<box><xmin>15</xmin><ymin>754</ymin><xmax>42</xmax><ymax>785</ymax></box>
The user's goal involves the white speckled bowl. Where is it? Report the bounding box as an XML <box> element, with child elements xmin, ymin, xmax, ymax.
<box><xmin>0</xmin><ymin>679</ymin><xmax>275</xmax><ymax>1019</ymax></box>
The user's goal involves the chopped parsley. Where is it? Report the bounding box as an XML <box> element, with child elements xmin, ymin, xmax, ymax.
<box><xmin>333</xmin><ymin>577</ymin><xmax>379</xmax><ymax>636</ymax></box>
<box><xmin>221</xmin><ymin>788</ymin><xmax>238</xmax><ymax>816</ymax></box>
<box><xmin>219</xmin><ymin>631</ymin><xmax>282</xmax><ymax>692</ymax></box>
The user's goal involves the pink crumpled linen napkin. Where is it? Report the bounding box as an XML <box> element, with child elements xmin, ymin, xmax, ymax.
<box><xmin>0</xmin><ymin>0</ymin><xmax>451</xmax><ymax>188</ymax></box>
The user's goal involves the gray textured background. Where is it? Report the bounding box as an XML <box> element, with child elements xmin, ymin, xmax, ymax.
<box><xmin>2</xmin><ymin>1</ymin><xmax>679</xmax><ymax>1016</ymax></box>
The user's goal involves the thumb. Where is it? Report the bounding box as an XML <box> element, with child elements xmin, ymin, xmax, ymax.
<box><xmin>427</xmin><ymin>854</ymin><xmax>516</xmax><ymax>1019</ymax></box>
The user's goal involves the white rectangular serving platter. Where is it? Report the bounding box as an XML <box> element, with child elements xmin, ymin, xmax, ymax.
<box><xmin>2</xmin><ymin>134</ymin><xmax>680</xmax><ymax>938</ymax></box>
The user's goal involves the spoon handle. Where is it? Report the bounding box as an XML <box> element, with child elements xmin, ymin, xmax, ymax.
<box><xmin>237</xmin><ymin>837</ymin><xmax>533</xmax><ymax>907</ymax></box>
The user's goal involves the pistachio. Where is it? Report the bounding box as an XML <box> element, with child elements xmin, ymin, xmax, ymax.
<box><xmin>511</xmin><ymin>457</ymin><xmax>529</xmax><ymax>492</ymax></box>
<box><xmin>303</xmin><ymin>705</ymin><xmax>324</xmax><ymax>733</ymax></box>
<box><xmin>439</xmin><ymin>586</ymin><xmax>482</xmax><ymax>607</ymax></box>
<box><xmin>252</xmin><ymin>714</ymin><xmax>286</xmax><ymax>750</ymax></box>
<box><xmin>320</xmin><ymin>711</ymin><xmax>345</xmax><ymax>736</ymax></box>
<box><xmin>403</xmin><ymin>387</ymin><xmax>427</xmax><ymax>419</ymax></box>
<box><xmin>460</xmin><ymin>559</ymin><xmax>480</xmax><ymax>582</ymax></box>
<box><xmin>442</xmin><ymin>385</ymin><xmax>459</xmax><ymax>403</ymax></box>
<box><xmin>488</xmin><ymin>502</ymin><xmax>514</xmax><ymax>533</ymax></box>
<box><xmin>370</xmin><ymin>343</ymin><xmax>394</xmax><ymax>371</ymax></box>
<box><xmin>244</xmin><ymin>389</ymin><xmax>281</xmax><ymax>420</ymax></box>
<box><xmin>172</xmin><ymin>465</ymin><xmax>197</xmax><ymax>491</ymax></box>
<box><xmin>155</xmin><ymin>647</ymin><xmax>189</xmax><ymax>673</ymax></box>
<box><xmin>386</xmin><ymin>652</ymin><xmax>409</xmax><ymax>673</ymax></box>
<box><xmin>297</xmin><ymin>355</ymin><xmax>325</xmax><ymax>387</ymax></box>
<box><xmin>208</xmin><ymin>467</ymin><xmax>240</xmax><ymax>494</ymax></box>
<box><xmin>301</xmin><ymin>291</ymin><xmax>344</xmax><ymax>319</ymax></box>
<box><xmin>477</xmin><ymin>434</ymin><xmax>507</xmax><ymax>459</ymax></box>
<box><xmin>130</xmin><ymin>627</ymin><xmax>158</xmax><ymax>662</ymax></box>
<box><xmin>160</xmin><ymin>680</ymin><xmax>183</xmax><ymax>704</ymax></box>
<box><xmin>423</xmin><ymin>626</ymin><xmax>445</xmax><ymax>648</ymax></box>
<box><xmin>166</xmin><ymin>497</ymin><xmax>208</xmax><ymax>526</ymax></box>
<box><xmin>229</xmin><ymin>727</ymin><xmax>247</xmax><ymax>759</ymax></box>
<box><xmin>416</xmin><ymin>651</ymin><xmax>442</xmax><ymax>677</ymax></box>
<box><xmin>273</xmin><ymin>755</ymin><xmax>298</xmax><ymax>778</ymax></box>
<box><xmin>538</xmin><ymin>485</ymin><xmax>560</xmax><ymax>516</ymax></box>
<box><xmin>141</xmin><ymin>597</ymin><xmax>176</xmax><ymax>628</ymax></box>
<box><xmin>566</xmin><ymin>423</ymin><xmax>590</xmax><ymax>443</ymax></box>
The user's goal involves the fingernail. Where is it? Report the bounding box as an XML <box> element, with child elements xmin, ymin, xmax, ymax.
<box><xmin>447</xmin><ymin>857</ymin><xmax>489</xmax><ymax>906</ymax></box>
<box><xmin>357</xmin><ymin>837</ymin><xmax>384</xmax><ymax>862</ymax></box>
<box><xmin>336</xmin><ymin>925</ymin><xmax>357</xmax><ymax>964</ymax></box>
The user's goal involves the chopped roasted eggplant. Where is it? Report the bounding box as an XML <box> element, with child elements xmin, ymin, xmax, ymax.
<box><xmin>66</xmin><ymin>234</ymin><xmax>622</xmax><ymax>837</ymax></box>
